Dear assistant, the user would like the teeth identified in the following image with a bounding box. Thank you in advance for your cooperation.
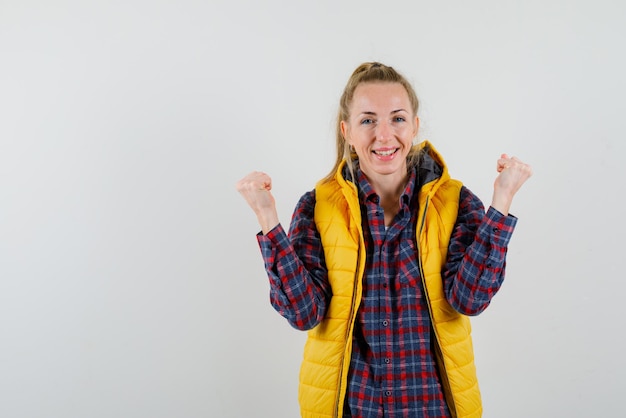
[375,149,395,156]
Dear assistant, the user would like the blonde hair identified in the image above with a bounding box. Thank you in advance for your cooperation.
[322,62,423,184]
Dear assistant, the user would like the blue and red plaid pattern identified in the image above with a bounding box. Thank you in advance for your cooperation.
[257,166,517,418]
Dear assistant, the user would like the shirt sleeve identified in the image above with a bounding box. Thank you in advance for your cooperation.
[256,190,332,330]
[442,186,517,316]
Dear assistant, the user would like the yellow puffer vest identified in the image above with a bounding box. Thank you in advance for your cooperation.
[298,141,482,418]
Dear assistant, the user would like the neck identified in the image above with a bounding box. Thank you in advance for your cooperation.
[366,169,408,200]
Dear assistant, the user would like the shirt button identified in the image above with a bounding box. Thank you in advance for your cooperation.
[385,390,392,397]
[384,358,390,364]
[493,227,499,233]
[382,320,389,326]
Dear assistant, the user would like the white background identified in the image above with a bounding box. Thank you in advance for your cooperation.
[1,1,625,417]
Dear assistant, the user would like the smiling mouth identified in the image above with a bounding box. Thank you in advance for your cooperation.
[373,149,398,156]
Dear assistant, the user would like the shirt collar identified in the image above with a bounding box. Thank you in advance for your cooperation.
[354,165,417,207]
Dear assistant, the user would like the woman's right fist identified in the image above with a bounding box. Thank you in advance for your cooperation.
[236,171,279,233]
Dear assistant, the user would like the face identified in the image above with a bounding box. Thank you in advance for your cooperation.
[341,82,419,184]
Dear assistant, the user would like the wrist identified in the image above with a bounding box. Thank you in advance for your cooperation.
[490,195,511,216]
[257,211,280,235]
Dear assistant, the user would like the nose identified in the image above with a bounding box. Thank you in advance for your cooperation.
[376,120,392,141]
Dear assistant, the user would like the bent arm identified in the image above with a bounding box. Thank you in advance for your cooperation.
[257,191,332,330]
[442,187,517,316]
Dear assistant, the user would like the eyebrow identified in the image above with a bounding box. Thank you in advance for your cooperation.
[359,109,408,116]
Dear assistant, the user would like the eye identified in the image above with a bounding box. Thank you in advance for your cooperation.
[393,116,406,122]
[360,118,374,125]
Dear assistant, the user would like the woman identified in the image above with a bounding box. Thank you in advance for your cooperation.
[236,62,532,418]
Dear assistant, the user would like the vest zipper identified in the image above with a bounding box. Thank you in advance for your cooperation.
[417,197,458,418]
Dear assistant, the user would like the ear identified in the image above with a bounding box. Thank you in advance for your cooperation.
[413,116,420,137]
[340,120,350,144]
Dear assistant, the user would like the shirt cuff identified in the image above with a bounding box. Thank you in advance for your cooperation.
[482,206,518,247]
[256,223,288,268]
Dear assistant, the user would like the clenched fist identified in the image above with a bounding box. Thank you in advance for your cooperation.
[236,171,280,234]
[491,154,533,215]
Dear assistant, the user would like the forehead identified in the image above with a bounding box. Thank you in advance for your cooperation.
[351,82,411,112]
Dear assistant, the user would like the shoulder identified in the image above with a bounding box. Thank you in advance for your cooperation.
[457,185,485,217]
[295,189,316,214]
[289,190,318,236]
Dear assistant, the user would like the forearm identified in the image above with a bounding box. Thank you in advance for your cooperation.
[444,205,517,316]
[258,224,330,330]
